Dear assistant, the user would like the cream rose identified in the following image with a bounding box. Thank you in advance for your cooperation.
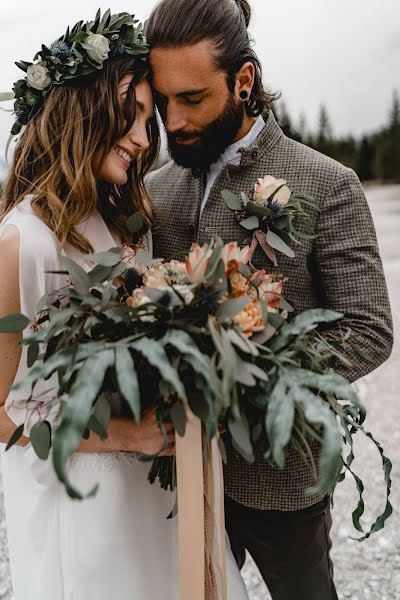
[85,33,110,64]
[254,175,291,207]
[26,64,51,91]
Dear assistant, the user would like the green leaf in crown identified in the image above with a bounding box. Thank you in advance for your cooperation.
[222,175,320,266]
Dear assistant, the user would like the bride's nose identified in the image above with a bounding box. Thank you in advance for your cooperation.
[129,122,150,153]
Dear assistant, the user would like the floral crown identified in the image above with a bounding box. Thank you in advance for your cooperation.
[1,9,148,136]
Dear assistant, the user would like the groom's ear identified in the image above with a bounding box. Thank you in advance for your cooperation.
[234,61,256,101]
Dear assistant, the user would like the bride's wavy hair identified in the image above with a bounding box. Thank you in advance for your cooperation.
[0,56,160,253]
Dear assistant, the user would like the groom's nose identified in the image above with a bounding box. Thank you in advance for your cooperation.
[164,103,188,134]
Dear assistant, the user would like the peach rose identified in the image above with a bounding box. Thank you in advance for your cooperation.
[234,300,265,336]
[143,263,168,289]
[253,274,283,310]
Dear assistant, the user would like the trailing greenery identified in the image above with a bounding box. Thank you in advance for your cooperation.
[0,236,392,539]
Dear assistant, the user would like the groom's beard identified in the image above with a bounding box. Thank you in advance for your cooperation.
[166,94,245,173]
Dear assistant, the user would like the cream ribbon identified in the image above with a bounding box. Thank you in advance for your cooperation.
[175,406,227,600]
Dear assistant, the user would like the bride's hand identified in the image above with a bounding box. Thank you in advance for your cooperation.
[129,410,175,457]
[77,410,175,455]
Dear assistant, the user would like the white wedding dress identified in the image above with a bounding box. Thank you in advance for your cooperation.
[0,196,249,600]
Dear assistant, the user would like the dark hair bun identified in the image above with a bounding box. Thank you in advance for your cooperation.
[235,0,251,27]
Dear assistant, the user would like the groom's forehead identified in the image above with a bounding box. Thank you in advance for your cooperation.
[150,41,223,92]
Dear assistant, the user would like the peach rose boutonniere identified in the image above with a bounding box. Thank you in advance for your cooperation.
[221,175,319,266]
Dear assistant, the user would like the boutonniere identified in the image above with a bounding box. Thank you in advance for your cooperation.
[222,175,319,266]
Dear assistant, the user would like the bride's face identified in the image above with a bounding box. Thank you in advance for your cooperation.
[98,75,154,186]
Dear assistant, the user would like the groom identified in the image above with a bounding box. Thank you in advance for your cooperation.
[145,0,393,598]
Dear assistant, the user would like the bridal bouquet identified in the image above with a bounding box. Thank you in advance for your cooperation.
[0,236,392,539]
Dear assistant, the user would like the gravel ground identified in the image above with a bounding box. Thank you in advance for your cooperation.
[0,185,399,599]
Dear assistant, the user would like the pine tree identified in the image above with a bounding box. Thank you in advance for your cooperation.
[316,104,333,154]
[389,90,400,130]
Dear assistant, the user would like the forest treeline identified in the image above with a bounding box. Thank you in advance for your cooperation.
[274,90,400,183]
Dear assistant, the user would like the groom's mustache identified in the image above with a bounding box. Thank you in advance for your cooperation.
[168,130,202,141]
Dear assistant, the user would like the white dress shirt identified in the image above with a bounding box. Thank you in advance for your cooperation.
[199,114,265,220]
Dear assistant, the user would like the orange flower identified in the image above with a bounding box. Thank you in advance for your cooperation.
[234,300,265,336]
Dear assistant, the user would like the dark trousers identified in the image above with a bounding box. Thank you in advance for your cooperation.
[225,495,338,600]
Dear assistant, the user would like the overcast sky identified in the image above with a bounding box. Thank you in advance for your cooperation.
[0,0,399,156]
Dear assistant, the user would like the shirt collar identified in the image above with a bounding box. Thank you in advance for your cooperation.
[218,114,266,167]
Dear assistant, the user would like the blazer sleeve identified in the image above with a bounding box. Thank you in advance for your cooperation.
[315,167,393,382]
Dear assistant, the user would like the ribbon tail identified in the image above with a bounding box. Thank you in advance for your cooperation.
[0,92,14,102]
[176,406,205,600]
[256,229,278,267]
[5,134,16,163]
[248,233,259,269]
[204,437,228,600]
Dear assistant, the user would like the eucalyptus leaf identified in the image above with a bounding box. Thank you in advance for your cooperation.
[0,313,30,333]
[171,401,187,436]
[93,394,111,433]
[86,248,121,267]
[30,420,52,460]
[239,216,260,230]
[27,343,40,368]
[6,424,25,452]
[62,256,91,294]
[87,415,108,440]
[216,297,251,321]
[221,190,242,211]
[266,229,295,258]
[126,212,145,234]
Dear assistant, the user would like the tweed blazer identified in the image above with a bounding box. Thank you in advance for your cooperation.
[146,111,393,511]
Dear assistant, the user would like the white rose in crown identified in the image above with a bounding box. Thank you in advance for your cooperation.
[254,175,291,207]
[26,64,51,91]
[85,33,110,64]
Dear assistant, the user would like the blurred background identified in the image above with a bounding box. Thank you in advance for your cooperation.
[0,1,399,599]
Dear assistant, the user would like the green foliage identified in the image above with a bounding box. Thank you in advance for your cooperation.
[5,247,391,539]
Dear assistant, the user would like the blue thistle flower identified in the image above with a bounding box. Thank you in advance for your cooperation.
[50,40,72,61]
[109,38,125,57]
[268,201,284,221]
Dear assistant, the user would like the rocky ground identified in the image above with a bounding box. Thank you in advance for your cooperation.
[1,185,399,599]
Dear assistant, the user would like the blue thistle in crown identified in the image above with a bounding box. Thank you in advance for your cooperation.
[109,36,126,57]
[50,41,72,61]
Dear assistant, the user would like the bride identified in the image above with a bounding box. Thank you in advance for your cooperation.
[0,10,248,600]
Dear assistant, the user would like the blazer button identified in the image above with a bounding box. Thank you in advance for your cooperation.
[251,149,259,160]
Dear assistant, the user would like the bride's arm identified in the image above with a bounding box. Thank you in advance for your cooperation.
[0,228,174,456]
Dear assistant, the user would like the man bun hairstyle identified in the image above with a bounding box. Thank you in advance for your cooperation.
[146,0,278,116]
[234,0,251,28]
